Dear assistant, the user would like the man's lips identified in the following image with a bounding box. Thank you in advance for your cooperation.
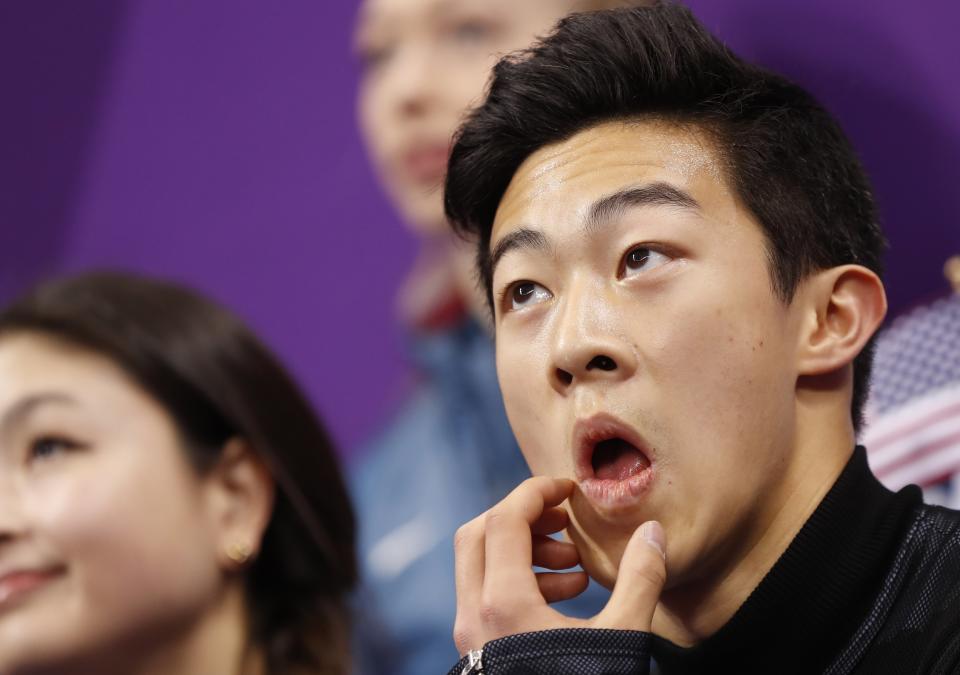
[0,567,63,610]
[572,414,654,510]
[573,414,653,480]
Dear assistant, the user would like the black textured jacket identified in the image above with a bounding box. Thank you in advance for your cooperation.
[448,448,960,674]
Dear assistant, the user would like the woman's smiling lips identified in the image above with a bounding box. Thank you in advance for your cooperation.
[0,567,64,612]
[572,413,655,511]
[397,140,450,185]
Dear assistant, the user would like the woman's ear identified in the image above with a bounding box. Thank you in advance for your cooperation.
[796,264,887,376]
[204,437,276,571]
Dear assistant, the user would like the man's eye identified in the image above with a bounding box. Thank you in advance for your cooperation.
[621,247,671,278]
[509,281,552,311]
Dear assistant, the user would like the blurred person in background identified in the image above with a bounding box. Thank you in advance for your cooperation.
[947,255,960,294]
[0,272,356,675]
[863,255,960,507]
[351,0,648,672]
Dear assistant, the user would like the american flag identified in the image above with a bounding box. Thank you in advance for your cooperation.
[862,293,960,495]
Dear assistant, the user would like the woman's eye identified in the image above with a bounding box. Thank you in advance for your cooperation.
[621,247,671,278]
[358,44,393,71]
[509,281,552,311]
[448,19,495,46]
[28,436,80,462]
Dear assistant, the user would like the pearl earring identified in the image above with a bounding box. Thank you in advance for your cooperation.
[226,541,253,566]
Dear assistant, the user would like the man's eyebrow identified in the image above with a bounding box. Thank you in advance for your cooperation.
[0,393,78,434]
[489,227,550,281]
[586,182,701,232]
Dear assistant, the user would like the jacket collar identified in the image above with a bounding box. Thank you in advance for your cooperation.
[652,447,922,673]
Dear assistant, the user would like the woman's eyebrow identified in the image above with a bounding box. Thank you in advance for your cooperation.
[0,393,78,434]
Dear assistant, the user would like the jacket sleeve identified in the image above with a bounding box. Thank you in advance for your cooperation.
[446,628,652,675]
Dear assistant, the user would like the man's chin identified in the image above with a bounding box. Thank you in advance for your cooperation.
[564,511,634,591]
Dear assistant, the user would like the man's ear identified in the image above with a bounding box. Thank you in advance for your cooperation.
[796,264,887,376]
[204,437,276,571]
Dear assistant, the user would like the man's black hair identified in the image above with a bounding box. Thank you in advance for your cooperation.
[444,1,885,430]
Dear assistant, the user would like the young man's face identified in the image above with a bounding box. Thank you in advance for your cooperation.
[490,120,809,590]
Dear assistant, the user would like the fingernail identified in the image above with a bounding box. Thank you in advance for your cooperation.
[640,521,666,560]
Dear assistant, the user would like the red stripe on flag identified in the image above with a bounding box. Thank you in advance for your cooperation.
[875,429,960,481]
[868,401,960,451]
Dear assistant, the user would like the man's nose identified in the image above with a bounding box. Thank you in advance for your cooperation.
[548,285,637,393]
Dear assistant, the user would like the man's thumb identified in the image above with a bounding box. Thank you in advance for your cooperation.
[596,521,667,632]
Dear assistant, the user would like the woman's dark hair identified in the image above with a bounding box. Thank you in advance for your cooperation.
[0,271,357,674]
[444,2,886,430]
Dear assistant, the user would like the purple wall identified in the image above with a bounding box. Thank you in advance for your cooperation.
[3,1,417,454]
[1,1,129,297]
[3,1,958,457]
[686,0,960,314]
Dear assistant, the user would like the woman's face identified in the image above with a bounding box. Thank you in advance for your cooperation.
[947,255,960,292]
[0,333,226,673]
[356,0,583,235]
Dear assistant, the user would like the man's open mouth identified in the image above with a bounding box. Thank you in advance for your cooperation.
[574,414,655,509]
[592,437,651,481]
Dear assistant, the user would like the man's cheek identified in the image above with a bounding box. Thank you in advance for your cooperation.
[510,417,547,475]
[499,350,565,475]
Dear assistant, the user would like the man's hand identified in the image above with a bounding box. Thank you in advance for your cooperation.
[453,476,667,655]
